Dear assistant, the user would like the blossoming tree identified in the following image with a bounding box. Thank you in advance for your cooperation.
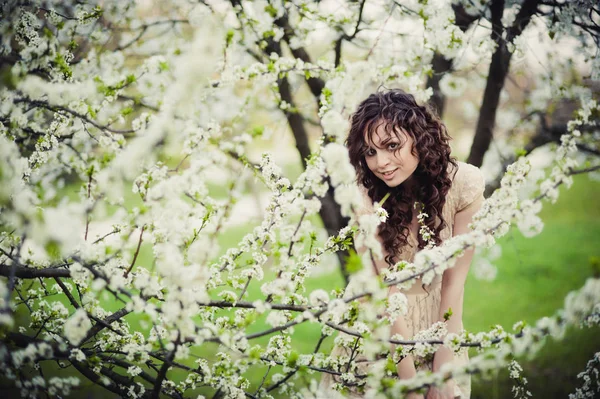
[0,0,599,398]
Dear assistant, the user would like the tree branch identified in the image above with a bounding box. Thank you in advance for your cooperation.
[124,225,145,277]
[81,307,131,344]
[0,262,70,279]
[151,331,180,399]
[14,97,137,135]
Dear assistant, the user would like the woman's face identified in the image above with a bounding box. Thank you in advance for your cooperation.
[364,122,419,187]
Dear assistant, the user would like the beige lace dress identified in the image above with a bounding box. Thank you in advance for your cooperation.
[320,161,485,398]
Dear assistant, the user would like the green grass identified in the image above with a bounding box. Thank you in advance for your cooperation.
[4,174,599,398]
[465,174,600,398]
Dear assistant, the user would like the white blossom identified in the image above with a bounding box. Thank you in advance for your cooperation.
[63,308,92,346]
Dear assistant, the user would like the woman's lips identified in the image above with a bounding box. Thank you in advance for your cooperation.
[380,168,397,180]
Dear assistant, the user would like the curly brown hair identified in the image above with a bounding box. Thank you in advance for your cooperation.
[346,89,457,265]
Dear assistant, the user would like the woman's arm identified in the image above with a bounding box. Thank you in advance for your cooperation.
[354,187,424,398]
[388,285,418,374]
[389,285,424,399]
[433,196,483,396]
[354,236,422,396]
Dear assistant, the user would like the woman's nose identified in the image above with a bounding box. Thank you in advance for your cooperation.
[376,152,391,168]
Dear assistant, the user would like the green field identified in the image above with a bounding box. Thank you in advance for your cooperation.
[464,174,600,398]
[4,173,599,398]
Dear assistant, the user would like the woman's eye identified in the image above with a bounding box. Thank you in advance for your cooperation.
[365,149,376,156]
[388,143,399,150]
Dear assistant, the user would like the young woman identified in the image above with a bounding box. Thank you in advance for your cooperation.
[322,89,485,398]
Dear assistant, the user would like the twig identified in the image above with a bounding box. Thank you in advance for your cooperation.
[237,276,252,302]
[255,365,271,396]
[124,225,145,277]
[81,307,131,344]
[84,173,93,241]
[14,98,136,135]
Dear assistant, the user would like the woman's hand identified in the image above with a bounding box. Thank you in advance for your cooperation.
[406,392,425,399]
[425,380,456,399]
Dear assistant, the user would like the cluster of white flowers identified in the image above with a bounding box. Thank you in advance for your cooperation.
[63,308,92,346]
[439,74,468,98]
[321,143,364,218]
[296,155,329,198]
[569,351,600,399]
[321,110,350,143]
[309,289,329,308]
[385,292,408,323]
[508,360,532,399]
[321,143,356,187]
[414,202,436,249]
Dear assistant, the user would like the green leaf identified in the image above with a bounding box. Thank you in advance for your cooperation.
[226,30,235,46]
[262,30,275,39]
[515,148,527,158]
[249,345,262,360]
[443,307,453,321]
[381,377,395,389]
[54,53,72,79]
[385,356,397,375]
[158,61,169,72]
[43,27,53,39]
[87,105,97,119]
[251,126,264,138]
[121,107,133,116]
[286,350,299,367]
[264,4,278,18]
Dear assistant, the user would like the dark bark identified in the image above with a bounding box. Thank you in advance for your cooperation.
[151,333,179,399]
[82,307,132,344]
[289,46,326,100]
[333,0,366,68]
[274,14,325,101]
[484,98,600,196]
[334,38,343,68]
[0,264,71,278]
[277,77,312,168]
[276,72,350,284]
[425,4,479,117]
[426,54,452,117]
[467,0,541,166]
[269,16,351,284]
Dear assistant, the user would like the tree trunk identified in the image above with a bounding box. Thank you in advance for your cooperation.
[426,53,452,117]
[467,0,540,166]
[277,77,312,168]
[426,4,478,117]
[266,33,351,284]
